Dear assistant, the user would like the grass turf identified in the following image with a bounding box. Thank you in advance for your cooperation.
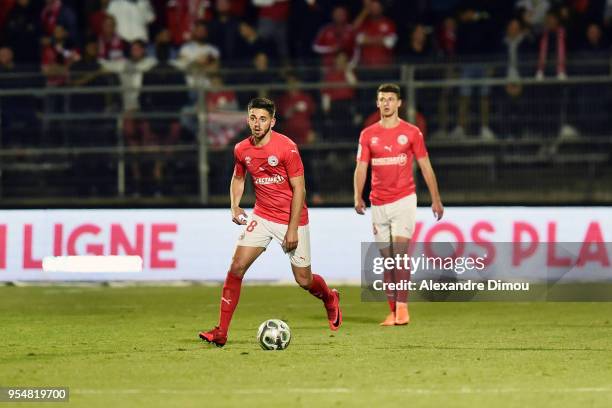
[1,285,612,407]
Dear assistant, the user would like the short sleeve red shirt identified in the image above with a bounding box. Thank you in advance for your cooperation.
[357,119,427,205]
[234,131,309,226]
[357,17,396,66]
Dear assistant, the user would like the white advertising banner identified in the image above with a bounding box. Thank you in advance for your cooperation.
[0,207,610,282]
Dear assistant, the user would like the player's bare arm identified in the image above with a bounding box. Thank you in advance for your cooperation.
[354,161,368,215]
[230,172,247,225]
[283,175,305,252]
[417,156,444,220]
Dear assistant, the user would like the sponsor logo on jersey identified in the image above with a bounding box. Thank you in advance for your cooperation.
[245,156,252,166]
[254,174,285,185]
[268,155,279,166]
[371,137,379,145]
[371,153,408,166]
[397,134,408,145]
[384,145,392,152]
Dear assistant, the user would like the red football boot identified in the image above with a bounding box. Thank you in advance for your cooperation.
[326,289,342,331]
[198,326,227,347]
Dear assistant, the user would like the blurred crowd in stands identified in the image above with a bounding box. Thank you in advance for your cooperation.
[0,0,611,197]
[1,0,611,71]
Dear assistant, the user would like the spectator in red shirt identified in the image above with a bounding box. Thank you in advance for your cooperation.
[436,16,456,58]
[206,74,238,112]
[41,23,79,134]
[166,0,212,47]
[312,5,356,68]
[277,74,316,146]
[41,24,80,87]
[88,0,110,37]
[354,0,397,67]
[97,15,125,61]
[41,0,77,42]
[205,74,245,147]
[321,52,357,141]
[536,10,568,80]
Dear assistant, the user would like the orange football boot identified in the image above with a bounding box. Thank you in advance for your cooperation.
[380,312,396,326]
[394,303,410,325]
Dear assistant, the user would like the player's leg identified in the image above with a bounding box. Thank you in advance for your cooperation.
[199,245,265,347]
[378,245,397,326]
[372,204,396,325]
[389,194,417,325]
[290,262,341,331]
[273,222,342,330]
[220,245,265,328]
[390,237,410,325]
[200,216,271,346]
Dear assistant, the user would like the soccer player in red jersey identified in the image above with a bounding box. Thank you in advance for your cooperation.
[199,97,342,347]
[354,83,444,326]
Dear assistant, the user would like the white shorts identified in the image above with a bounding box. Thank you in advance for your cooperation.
[371,194,417,244]
[237,214,311,268]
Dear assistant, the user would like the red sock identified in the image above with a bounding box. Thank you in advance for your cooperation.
[218,272,243,334]
[395,265,411,303]
[383,269,396,312]
[308,274,333,304]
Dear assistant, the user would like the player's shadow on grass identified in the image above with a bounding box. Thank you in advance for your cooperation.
[341,315,380,324]
[302,314,380,324]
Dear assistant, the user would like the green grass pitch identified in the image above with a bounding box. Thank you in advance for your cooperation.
[1,285,612,407]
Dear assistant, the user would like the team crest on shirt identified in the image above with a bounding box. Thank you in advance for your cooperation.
[397,134,408,145]
[268,155,279,167]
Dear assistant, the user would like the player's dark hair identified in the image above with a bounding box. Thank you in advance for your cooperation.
[247,97,276,117]
[377,83,401,99]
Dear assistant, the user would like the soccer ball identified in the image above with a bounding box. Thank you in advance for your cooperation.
[256,319,291,350]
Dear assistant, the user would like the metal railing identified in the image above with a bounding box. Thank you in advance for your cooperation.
[0,59,611,206]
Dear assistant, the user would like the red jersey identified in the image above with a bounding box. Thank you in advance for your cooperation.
[312,23,356,67]
[166,0,212,45]
[277,91,315,145]
[357,119,427,205]
[322,68,355,101]
[98,34,125,61]
[206,90,238,111]
[234,131,309,226]
[356,17,397,66]
[258,0,290,21]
